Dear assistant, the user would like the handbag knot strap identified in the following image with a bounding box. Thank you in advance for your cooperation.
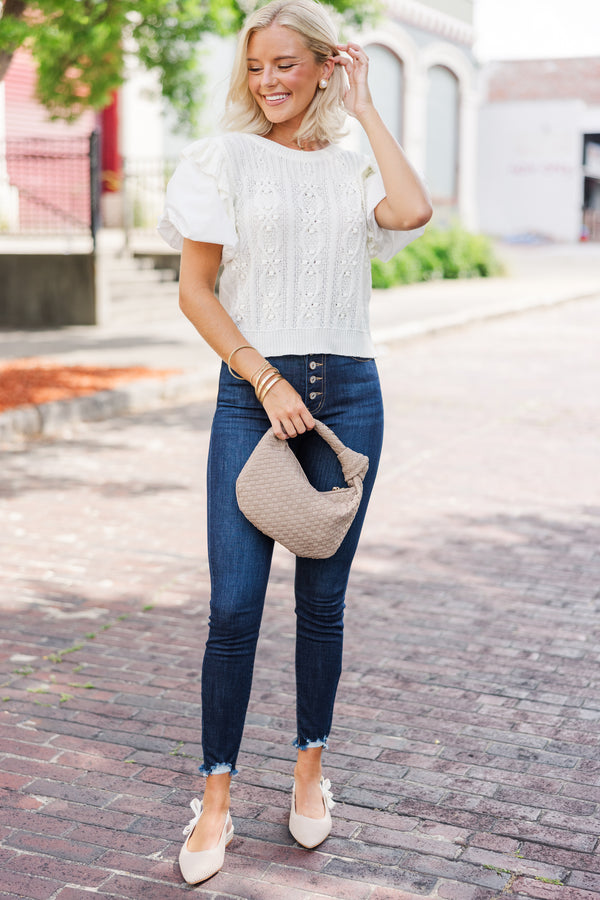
[313,420,369,485]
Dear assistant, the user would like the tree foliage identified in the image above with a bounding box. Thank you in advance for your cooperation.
[0,0,378,129]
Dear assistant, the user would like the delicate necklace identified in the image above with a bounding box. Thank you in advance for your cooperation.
[267,134,325,152]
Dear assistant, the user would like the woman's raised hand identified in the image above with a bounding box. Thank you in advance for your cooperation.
[262,379,315,441]
[333,42,374,120]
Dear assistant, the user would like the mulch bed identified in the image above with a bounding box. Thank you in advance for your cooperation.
[0,359,181,413]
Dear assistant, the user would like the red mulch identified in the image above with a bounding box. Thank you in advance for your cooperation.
[0,359,182,413]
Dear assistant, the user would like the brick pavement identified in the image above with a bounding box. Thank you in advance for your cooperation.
[1,294,599,899]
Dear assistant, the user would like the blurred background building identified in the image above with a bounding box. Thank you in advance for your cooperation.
[353,0,478,229]
[0,49,95,234]
[478,57,600,243]
[1,0,478,237]
[1,0,599,245]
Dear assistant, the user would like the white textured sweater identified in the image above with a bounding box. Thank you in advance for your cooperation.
[158,132,424,357]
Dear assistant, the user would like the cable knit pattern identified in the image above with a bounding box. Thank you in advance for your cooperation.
[158,132,425,357]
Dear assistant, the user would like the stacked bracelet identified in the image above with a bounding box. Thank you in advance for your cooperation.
[250,362,272,388]
[258,375,283,404]
[227,344,253,380]
[227,352,284,404]
[254,365,282,404]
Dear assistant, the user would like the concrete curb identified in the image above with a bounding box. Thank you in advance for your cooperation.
[1,286,598,441]
[0,370,214,441]
[371,287,600,346]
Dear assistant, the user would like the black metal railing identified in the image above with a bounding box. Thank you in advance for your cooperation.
[89,130,101,247]
[122,156,177,237]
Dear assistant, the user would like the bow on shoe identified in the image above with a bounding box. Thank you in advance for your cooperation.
[321,778,335,810]
[183,797,203,837]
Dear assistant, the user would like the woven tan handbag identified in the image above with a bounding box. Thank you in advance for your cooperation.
[236,420,369,559]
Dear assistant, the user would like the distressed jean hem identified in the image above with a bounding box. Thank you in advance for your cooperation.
[293,736,329,751]
[199,762,238,777]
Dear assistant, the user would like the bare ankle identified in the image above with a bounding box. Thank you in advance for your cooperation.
[202,772,231,812]
[294,765,321,779]
[202,796,230,815]
[294,750,323,783]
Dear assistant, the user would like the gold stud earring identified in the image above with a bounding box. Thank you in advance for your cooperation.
[318,79,328,89]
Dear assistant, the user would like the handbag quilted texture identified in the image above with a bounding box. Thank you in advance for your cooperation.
[236,420,369,559]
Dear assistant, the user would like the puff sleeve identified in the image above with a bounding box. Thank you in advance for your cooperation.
[363,161,426,262]
[157,138,237,259]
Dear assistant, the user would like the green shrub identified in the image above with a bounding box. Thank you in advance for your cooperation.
[372,224,503,288]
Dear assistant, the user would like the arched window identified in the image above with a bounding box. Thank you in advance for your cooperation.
[360,44,403,154]
[426,65,459,205]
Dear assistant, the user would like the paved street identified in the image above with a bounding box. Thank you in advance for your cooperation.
[1,290,600,899]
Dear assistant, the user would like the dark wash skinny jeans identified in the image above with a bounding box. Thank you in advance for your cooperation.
[200,353,384,776]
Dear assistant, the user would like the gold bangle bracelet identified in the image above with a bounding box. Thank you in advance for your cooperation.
[254,366,280,397]
[258,374,283,404]
[250,362,272,388]
[227,344,253,380]
[256,371,281,403]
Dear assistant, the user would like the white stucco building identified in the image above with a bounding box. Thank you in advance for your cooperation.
[477,57,600,242]
[354,0,478,229]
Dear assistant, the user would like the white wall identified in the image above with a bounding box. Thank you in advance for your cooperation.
[121,64,164,159]
[583,104,600,134]
[478,99,584,242]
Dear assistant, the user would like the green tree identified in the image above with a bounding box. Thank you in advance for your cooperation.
[0,0,377,129]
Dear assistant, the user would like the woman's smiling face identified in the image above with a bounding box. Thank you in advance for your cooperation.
[246,23,330,135]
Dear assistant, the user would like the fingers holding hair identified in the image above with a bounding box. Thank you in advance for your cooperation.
[332,42,373,118]
[333,42,369,66]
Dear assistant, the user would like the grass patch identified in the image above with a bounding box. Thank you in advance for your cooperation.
[13,666,34,676]
[483,865,513,875]
[371,224,503,289]
[45,643,85,664]
[483,863,563,887]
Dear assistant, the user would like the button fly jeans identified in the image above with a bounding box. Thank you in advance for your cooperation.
[201,354,384,776]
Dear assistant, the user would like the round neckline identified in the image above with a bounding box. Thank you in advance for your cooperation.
[245,133,335,158]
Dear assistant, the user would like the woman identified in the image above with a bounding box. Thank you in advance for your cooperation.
[158,0,431,884]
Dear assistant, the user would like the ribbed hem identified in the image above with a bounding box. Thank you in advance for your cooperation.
[242,328,375,359]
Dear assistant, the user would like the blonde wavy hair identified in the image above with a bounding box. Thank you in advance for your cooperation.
[222,0,347,147]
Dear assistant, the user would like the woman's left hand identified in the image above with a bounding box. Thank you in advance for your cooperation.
[333,42,374,120]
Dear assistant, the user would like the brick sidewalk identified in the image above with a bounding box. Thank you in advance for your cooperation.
[1,295,600,899]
